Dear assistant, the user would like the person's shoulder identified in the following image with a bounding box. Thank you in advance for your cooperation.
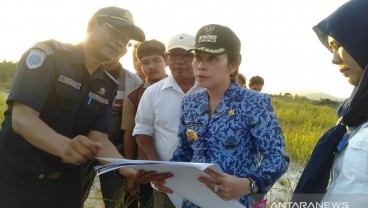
[127,83,145,97]
[233,87,269,104]
[228,82,248,96]
[123,69,143,93]
[124,69,143,82]
[146,76,168,91]
[29,39,73,54]
[183,90,206,102]
[23,39,73,70]
[259,92,271,98]
[243,88,263,96]
[180,91,207,114]
[251,91,270,100]
[243,89,273,110]
[130,82,145,93]
[49,40,73,52]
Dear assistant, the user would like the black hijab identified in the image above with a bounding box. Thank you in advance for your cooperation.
[292,0,368,202]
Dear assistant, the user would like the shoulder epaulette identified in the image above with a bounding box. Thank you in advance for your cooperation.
[51,39,72,52]
[31,42,54,55]
[103,70,120,86]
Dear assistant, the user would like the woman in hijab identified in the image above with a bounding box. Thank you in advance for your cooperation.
[293,1,368,206]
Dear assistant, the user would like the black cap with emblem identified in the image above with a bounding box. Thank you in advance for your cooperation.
[92,6,145,42]
[188,24,240,55]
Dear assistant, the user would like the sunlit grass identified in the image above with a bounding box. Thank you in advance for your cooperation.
[272,96,338,165]
[0,95,339,164]
[0,94,6,122]
[0,94,340,206]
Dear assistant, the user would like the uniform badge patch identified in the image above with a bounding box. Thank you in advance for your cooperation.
[187,122,203,127]
[26,49,46,69]
[58,75,82,89]
[88,92,109,105]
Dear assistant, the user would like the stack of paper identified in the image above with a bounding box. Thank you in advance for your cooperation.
[95,158,245,208]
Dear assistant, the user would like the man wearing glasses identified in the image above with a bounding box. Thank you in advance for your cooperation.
[133,33,203,208]
[81,7,144,208]
[0,6,168,208]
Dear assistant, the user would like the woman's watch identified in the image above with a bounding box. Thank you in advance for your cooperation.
[246,177,258,194]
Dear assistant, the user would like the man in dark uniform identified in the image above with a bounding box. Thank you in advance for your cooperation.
[0,6,168,208]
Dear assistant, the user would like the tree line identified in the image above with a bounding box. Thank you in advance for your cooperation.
[0,61,17,91]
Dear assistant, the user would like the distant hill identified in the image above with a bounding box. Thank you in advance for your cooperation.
[302,92,345,102]
[277,88,346,101]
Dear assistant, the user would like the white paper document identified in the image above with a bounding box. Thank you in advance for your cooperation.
[95,158,245,208]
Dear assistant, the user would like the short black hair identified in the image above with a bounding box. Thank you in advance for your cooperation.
[249,76,264,85]
[136,39,166,61]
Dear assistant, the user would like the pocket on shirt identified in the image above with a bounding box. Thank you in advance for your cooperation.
[55,83,80,101]
[343,130,368,184]
[54,83,80,115]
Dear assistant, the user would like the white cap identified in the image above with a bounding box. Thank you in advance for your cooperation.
[167,33,195,51]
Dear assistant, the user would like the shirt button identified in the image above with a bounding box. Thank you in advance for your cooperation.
[361,141,366,146]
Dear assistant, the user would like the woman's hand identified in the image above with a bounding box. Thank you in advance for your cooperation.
[198,168,251,201]
[118,168,154,184]
[151,174,174,194]
[119,168,173,186]
[147,171,175,194]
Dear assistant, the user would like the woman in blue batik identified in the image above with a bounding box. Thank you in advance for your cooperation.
[168,24,289,208]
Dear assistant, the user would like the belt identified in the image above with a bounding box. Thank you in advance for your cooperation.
[0,164,64,180]
[37,171,63,179]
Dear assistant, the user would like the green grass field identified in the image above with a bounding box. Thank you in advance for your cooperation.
[272,96,338,165]
[0,94,339,206]
[0,94,339,165]
[0,94,6,122]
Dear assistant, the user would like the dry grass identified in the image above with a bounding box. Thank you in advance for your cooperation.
[83,177,105,208]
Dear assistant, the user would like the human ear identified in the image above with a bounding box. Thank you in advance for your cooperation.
[86,18,98,33]
[229,64,237,73]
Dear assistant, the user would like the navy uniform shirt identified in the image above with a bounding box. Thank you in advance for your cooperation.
[0,40,118,174]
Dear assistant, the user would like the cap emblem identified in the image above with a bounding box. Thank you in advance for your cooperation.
[198,35,217,43]
[121,10,133,24]
[204,25,215,34]
[109,10,134,25]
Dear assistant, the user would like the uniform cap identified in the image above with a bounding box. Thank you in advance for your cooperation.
[93,6,145,42]
[189,24,240,55]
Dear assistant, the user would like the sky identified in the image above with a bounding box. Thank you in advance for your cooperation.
[0,0,352,98]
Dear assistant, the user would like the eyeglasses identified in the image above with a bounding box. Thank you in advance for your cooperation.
[167,53,194,62]
[101,20,130,44]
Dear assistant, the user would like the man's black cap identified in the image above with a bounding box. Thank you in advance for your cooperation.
[188,24,240,55]
[93,6,145,42]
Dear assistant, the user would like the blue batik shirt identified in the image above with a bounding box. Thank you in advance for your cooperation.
[171,82,289,208]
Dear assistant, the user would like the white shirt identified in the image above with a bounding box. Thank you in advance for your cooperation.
[322,121,368,207]
[112,69,142,108]
[133,75,202,161]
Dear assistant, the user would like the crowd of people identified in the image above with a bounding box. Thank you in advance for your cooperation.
[0,1,367,208]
